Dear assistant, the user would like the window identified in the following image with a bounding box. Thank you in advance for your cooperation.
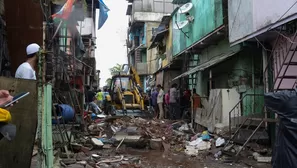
[112,77,131,92]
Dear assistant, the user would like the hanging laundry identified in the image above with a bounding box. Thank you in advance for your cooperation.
[98,0,110,30]
[51,0,76,20]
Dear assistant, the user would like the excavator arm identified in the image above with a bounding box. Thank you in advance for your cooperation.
[122,64,142,87]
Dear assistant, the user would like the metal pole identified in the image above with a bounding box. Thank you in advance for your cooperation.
[91,0,94,20]
[45,84,54,167]
[191,74,194,128]
[37,51,45,168]
[262,48,269,127]
[209,70,212,90]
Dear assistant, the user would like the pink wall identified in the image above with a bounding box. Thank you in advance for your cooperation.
[272,36,297,90]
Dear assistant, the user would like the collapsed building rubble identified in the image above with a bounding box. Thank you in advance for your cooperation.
[30,114,272,168]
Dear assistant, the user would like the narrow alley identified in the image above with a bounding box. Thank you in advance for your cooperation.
[0,0,297,168]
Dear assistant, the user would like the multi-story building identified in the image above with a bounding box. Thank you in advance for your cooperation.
[228,0,297,147]
[147,1,268,151]
[125,0,176,90]
[0,0,99,167]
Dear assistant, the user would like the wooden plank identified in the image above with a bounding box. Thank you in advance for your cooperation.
[0,77,37,168]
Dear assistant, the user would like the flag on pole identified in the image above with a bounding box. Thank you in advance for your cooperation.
[98,0,110,30]
[52,0,76,20]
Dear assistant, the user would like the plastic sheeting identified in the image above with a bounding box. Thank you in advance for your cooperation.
[264,89,297,168]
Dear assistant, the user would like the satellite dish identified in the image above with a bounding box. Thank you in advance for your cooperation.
[173,20,189,30]
[178,2,193,14]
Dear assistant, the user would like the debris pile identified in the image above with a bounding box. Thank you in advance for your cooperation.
[46,114,272,167]
[55,116,191,167]
[59,152,142,168]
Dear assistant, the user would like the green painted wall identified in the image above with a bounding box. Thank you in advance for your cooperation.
[196,40,241,96]
[141,51,147,63]
[242,89,264,116]
[195,41,264,117]
[172,0,224,56]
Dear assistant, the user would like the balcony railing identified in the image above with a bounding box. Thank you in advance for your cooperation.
[228,93,264,137]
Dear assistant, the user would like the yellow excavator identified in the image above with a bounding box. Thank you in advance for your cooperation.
[105,64,147,117]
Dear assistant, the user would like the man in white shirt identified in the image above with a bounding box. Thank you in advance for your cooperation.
[15,43,40,80]
[157,84,165,119]
[169,83,179,120]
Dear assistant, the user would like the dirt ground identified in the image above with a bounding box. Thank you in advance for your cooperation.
[31,147,271,168]
[120,148,270,168]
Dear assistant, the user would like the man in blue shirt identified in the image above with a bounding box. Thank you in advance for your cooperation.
[151,88,159,118]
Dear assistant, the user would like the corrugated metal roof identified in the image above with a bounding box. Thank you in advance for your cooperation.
[172,50,241,81]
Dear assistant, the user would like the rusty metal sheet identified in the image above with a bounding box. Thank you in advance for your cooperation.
[0,77,37,168]
[4,0,43,75]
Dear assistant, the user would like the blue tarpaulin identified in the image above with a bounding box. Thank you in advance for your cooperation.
[98,0,110,30]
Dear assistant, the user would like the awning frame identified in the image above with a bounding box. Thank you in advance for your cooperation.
[171,50,241,81]
[148,29,168,49]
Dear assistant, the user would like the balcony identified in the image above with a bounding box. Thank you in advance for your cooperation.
[135,62,148,75]
[126,0,177,23]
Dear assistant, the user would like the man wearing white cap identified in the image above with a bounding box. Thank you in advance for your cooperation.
[15,43,40,80]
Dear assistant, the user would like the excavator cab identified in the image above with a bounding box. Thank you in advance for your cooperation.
[105,65,147,117]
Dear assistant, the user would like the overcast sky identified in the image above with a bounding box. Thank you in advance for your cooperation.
[95,0,128,87]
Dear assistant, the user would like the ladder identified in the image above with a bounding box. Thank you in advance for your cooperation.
[223,27,297,161]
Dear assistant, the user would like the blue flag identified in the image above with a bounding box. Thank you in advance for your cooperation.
[98,0,110,30]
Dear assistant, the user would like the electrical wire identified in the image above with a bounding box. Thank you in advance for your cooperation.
[229,0,242,34]
[274,30,297,44]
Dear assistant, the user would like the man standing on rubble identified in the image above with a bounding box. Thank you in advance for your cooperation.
[169,83,179,120]
[151,87,159,118]
[85,86,99,114]
[15,43,40,80]
[95,89,104,108]
[157,84,164,119]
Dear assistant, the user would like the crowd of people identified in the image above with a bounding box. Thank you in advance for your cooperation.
[84,82,202,121]
[85,86,110,114]
[147,83,202,120]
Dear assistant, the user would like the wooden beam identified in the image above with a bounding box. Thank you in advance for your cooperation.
[0,77,37,168]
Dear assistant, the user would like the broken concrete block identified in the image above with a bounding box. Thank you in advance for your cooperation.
[77,161,87,166]
[214,123,228,135]
[92,154,100,158]
[185,146,198,156]
[257,156,272,163]
[114,134,141,143]
[60,159,76,165]
[253,152,272,163]
[126,126,139,135]
[149,138,163,150]
[60,153,75,158]
[75,152,88,161]
[91,138,104,147]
